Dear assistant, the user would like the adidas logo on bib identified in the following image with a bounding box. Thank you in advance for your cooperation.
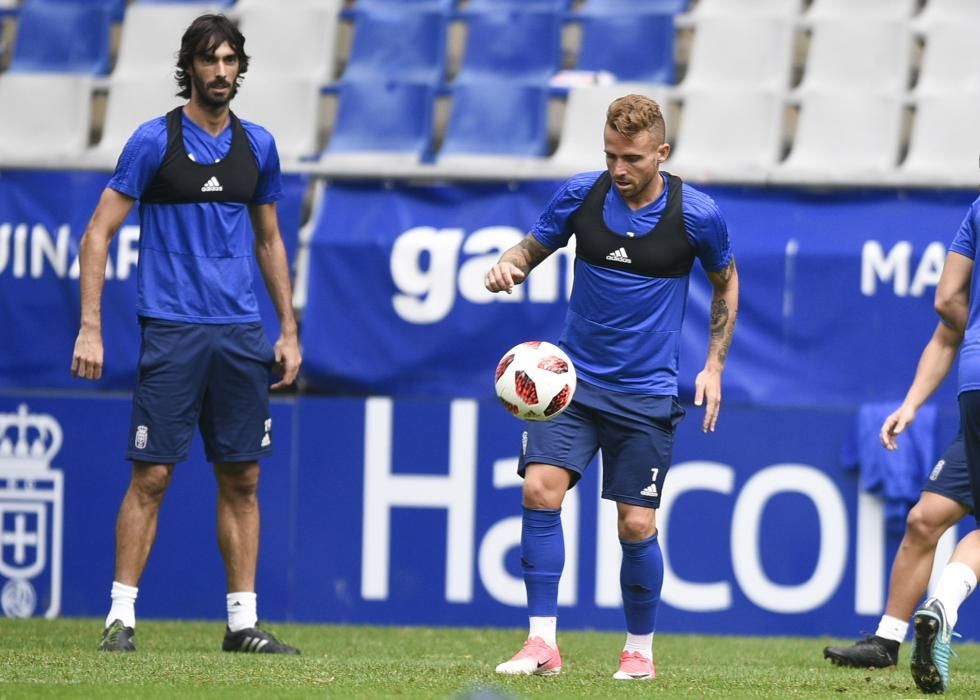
[606,247,632,264]
[201,176,223,192]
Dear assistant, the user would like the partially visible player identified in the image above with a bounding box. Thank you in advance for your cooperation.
[823,321,970,669]
[485,94,737,680]
[909,195,980,694]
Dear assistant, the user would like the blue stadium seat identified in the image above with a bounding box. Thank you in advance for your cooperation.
[455,9,562,84]
[353,0,456,10]
[440,82,550,158]
[574,12,675,83]
[341,9,447,85]
[323,80,435,159]
[9,0,113,74]
[466,0,570,10]
[31,0,126,22]
[578,0,688,13]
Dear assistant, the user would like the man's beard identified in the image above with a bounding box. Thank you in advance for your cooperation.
[192,71,236,108]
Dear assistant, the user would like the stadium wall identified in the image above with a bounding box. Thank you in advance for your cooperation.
[1,169,978,638]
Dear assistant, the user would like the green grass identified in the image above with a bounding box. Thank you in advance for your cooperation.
[0,619,978,698]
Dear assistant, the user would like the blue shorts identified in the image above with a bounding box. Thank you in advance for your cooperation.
[922,432,974,512]
[518,379,685,508]
[126,318,276,464]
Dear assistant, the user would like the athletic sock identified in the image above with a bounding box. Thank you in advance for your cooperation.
[875,615,909,643]
[620,533,663,638]
[106,581,138,629]
[528,616,558,648]
[521,507,564,622]
[623,632,654,660]
[227,591,258,632]
[931,561,978,630]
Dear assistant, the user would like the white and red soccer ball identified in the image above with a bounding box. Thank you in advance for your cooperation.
[494,341,577,421]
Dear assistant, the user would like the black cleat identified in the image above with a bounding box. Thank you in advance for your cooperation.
[222,624,300,655]
[98,619,136,652]
[823,635,899,668]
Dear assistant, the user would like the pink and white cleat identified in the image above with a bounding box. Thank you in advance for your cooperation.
[494,636,562,676]
[613,650,656,680]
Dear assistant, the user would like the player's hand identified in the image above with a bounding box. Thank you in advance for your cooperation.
[880,404,916,451]
[694,367,722,433]
[271,334,302,390]
[71,327,104,380]
[485,262,526,294]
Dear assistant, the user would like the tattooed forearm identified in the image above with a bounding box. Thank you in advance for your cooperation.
[500,233,553,274]
[710,299,729,337]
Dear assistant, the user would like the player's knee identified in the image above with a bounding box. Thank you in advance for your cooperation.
[905,504,946,545]
[130,464,173,502]
[216,463,260,500]
[521,479,563,510]
[618,512,655,541]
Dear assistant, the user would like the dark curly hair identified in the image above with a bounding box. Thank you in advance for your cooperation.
[175,14,249,99]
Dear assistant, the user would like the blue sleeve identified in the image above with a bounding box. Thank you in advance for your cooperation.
[683,185,732,273]
[243,121,283,205]
[106,119,166,199]
[529,172,602,249]
[948,200,980,261]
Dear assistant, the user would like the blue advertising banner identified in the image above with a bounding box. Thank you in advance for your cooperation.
[0,169,308,391]
[302,180,976,406]
[2,392,976,641]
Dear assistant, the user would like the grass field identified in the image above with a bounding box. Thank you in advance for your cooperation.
[1,618,979,698]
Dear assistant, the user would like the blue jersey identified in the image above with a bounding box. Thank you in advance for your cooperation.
[108,110,283,323]
[530,171,733,395]
[948,196,980,394]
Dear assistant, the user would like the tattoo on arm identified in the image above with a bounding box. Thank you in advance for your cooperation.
[709,298,734,363]
[500,233,553,273]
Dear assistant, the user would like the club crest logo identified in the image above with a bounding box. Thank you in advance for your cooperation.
[0,404,64,618]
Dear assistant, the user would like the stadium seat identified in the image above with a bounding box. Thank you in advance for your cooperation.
[687,0,803,18]
[113,3,217,79]
[680,16,795,91]
[574,11,675,84]
[29,0,126,22]
[915,20,980,95]
[9,0,112,74]
[320,80,435,165]
[340,9,447,85]
[354,0,456,9]
[577,0,688,14]
[915,0,980,26]
[0,73,93,162]
[455,9,561,85]
[797,19,913,93]
[773,91,905,183]
[236,2,341,82]
[895,93,980,187]
[667,89,785,184]
[231,77,322,162]
[440,82,550,158]
[466,0,569,9]
[807,0,917,20]
[546,82,672,177]
[139,0,234,5]
[87,74,185,166]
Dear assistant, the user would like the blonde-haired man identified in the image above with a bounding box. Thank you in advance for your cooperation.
[485,94,738,679]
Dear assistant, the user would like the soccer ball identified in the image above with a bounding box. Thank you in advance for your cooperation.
[494,341,577,421]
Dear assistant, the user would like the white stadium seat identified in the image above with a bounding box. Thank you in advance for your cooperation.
[915,19,980,95]
[689,0,804,18]
[797,19,913,93]
[773,91,905,184]
[915,0,980,27]
[114,4,219,79]
[235,2,342,82]
[667,89,786,184]
[0,73,93,164]
[231,76,323,162]
[807,0,917,20]
[681,16,796,92]
[895,93,980,188]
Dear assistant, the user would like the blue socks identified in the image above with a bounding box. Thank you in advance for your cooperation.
[521,507,564,617]
[620,532,663,635]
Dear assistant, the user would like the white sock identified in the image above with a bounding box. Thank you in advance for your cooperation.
[227,592,258,632]
[106,581,138,629]
[931,561,978,630]
[528,616,557,648]
[623,632,654,660]
[875,615,908,643]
